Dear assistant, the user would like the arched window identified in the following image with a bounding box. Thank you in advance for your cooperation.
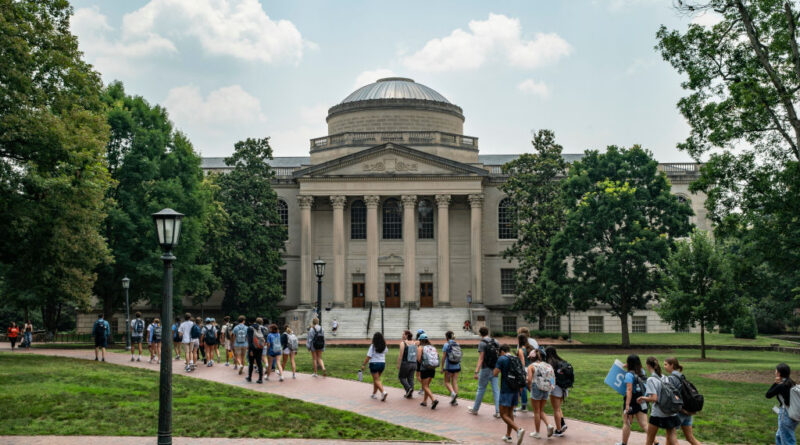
[351,200,366,239]
[498,197,517,239]
[382,198,402,239]
[418,199,434,239]
[277,200,288,226]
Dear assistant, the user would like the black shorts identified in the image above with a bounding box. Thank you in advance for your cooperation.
[649,415,681,429]
[131,336,143,344]
[95,337,107,348]
[420,368,436,380]
[205,339,217,346]
[623,397,648,415]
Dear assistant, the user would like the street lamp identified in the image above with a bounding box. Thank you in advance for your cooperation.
[152,208,183,445]
[122,276,131,351]
[313,258,326,325]
[379,298,385,334]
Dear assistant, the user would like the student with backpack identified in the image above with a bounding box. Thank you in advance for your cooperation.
[130,312,145,362]
[149,318,162,363]
[546,346,573,437]
[196,317,207,364]
[220,316,233,366]
[246,317,267,383]
[201,318,217,367]
[527,347,555,438]
[232,316,248,375]
[442,330,462,406]
[361,332,388,401]
[467,326,501,418]
[767,362,799,445]
[397,330,418,397]
[93,314,110,362]
[664,357,702,445]
[417,334,439,409]
[516,334,531,413]
[266,324,284,381]
[281,326,298,379]
[415,329,425,395]
[177,313,196,371]
[172,317,182,360]
[617,354,649,445]
[637,356,681,445]
[495,344,526,445]
[307,317,327,377]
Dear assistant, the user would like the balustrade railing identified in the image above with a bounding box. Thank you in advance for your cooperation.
[310,131,479,150]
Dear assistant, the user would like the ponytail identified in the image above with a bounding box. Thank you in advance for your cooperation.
[665,357,683,373]
[646,356,662,377]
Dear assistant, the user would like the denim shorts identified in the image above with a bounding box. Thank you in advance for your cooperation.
[530,385,550,400]
[369,362,386,374]
[499,391,519,407]
[551,385,568,399]
[677,412,692,427]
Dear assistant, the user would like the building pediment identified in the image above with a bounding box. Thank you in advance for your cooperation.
[292,143,489,179]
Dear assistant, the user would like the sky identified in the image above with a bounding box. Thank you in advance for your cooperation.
[67,0,722,162]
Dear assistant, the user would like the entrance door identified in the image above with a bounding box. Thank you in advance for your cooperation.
[385,282,401,307]
[352,282,365,308]
[420,281,433,307]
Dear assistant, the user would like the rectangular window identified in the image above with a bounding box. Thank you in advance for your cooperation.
[501,269,516,295]
[632,316,648,334]
[502,316,517,333]
[280,270,287,296]
[544,316,561,331]
[589,316,604,333]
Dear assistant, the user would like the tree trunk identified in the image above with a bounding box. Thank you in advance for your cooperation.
[42,302,58,340]
[620,314,630,347]
[700,320,706,359]
[103,294,115,344]
[538,307,546,331]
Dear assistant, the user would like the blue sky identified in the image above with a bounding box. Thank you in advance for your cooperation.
[68,0,720,161]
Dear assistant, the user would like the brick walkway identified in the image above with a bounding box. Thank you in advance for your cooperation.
[24,349,686,444]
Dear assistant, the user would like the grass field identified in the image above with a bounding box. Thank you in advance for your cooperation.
[569,332,797,347]
[0,353,441,441]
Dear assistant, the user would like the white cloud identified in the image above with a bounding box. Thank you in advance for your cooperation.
[625,58,656,76]
[354,69,396,89]
[517,79,549,97]
[269,103,329,156]
[691,12,723,27]
[402,14,571,72]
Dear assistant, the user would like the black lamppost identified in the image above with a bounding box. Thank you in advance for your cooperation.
[152,208,183,445]
[313,258,326,325]
[122,276,131,351]
[379,298,385,334]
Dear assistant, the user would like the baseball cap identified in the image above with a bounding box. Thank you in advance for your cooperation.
[418,333,428,340]
[417,329,425,334]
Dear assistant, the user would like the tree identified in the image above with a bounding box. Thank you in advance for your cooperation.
[92,82,219,327]
[543,146,693,346]
[657,231,743,358]
[0,0,112,335]
[501,130,568,329]
[214,138,287,319]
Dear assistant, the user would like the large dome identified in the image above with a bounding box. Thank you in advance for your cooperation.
[341,78,451,104]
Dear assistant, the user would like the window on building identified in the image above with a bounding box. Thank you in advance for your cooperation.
[501,268,516,295]
[589,316,604,333]
[632,316,648,333]
[498,197,518,239]
[351,200,366,239]
[280,270,287,296]
[417,199,434,239]
[277,200,288,226]
[544,316,561,331]
[502,316,518,333]
[382,198,402,239]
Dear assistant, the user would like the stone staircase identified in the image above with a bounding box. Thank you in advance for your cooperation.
[408,307,480,340]
[313,306,481,339]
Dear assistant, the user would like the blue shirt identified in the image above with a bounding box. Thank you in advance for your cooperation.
[442,341,461,371]
[267,332,281,352]
[232,324,248,347]
[495,354,514,393]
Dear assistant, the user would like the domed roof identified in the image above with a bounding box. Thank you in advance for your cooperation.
[341,78,451,104]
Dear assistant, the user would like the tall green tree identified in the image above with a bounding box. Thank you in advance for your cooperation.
[0,0,112,334]
[657,230,743,358]
[501,130,568,329]
[543,146,693,346]
[93,82,219,324]
[214,138,286,319]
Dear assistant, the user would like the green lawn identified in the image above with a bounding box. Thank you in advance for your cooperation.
[285,345,791,444]
[570,332,797,347]
[0,353,442,441]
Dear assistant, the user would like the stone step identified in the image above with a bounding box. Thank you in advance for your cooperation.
[302,307,483,339]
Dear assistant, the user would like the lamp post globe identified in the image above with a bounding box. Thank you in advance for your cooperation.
[152,208,183,445]
[122,276,131,351]
[313,258,326,325]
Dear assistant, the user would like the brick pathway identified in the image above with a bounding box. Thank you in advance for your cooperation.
[24,349,687,444]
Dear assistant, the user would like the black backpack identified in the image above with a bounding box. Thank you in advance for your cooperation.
[153,325,162,342]
[677,374,704,414]
[134,319,144,335]
[190,324,201,339]
[93,320,106,338]
[482,338,499,368]
[555,360,575,389]
[312,327,325,350]
[656,375,684,416]
[505,355,528,391]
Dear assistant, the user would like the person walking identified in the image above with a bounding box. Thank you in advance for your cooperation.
[178,313,196,372]
[149,318,162,363]
[527,347,555,439]
[221,316,233,366]
[7,322,19,350]
[417,334,439,409]
[266,323,284,381]
[467,326,501,418]
[545,346,571,437]
[415,329,425,395]
[146,319,156,362]
[663,357,701,445]
[232,315,248,375]
[637,356,680,445]
[23,320,33,350]
[617,354,649,445]
[172,317,182,360]
[307,317,327,377]
[767,363,798,445]
[281,326,298,379]
[495,344,525,444]
[93,314,110,362]
[201,318,217,367]
[516,334,530,413]
[442,330,462,405]
[517,327,540,352]
[130,312,145,362]
[246,317,267,383]
[196,317,206,364]
[361,332,388,401]
[212,319,222,364]
[397,330,418,398]
[332,318,338,336]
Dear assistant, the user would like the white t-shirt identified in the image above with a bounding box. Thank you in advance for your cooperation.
[367,344,386,363]
[131,319,145,337]
[178,321,194,344]
[332,320,338,328]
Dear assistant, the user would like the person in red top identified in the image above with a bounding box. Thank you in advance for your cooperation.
[7,322,20,350]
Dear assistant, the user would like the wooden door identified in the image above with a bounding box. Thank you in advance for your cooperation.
[385,282,401,307]
[420,282,433,307]
[352,282,365,308]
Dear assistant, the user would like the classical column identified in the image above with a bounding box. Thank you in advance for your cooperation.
[468,194,484,304]
[435,194,451,306]
[365,195,380,304]
[330,195,347,307]
[297,195,314,306]
[401,195,417,307]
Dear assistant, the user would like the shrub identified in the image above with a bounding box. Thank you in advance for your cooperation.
[733,315,757,339]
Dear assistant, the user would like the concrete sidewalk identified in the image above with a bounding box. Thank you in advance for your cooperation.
[23,349,685,444]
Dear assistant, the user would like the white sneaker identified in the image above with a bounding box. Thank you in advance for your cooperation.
[381,392,388,401]
[292,373,296,379]
[517,428,525,445]
[493,412,502,418]
[546,425,554,437]
[529,431,541,439]
[466,408,478,415]
[312,373,318,377]
[279,375,284,382]
[371,394,377,399]
[502,436,512,443]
